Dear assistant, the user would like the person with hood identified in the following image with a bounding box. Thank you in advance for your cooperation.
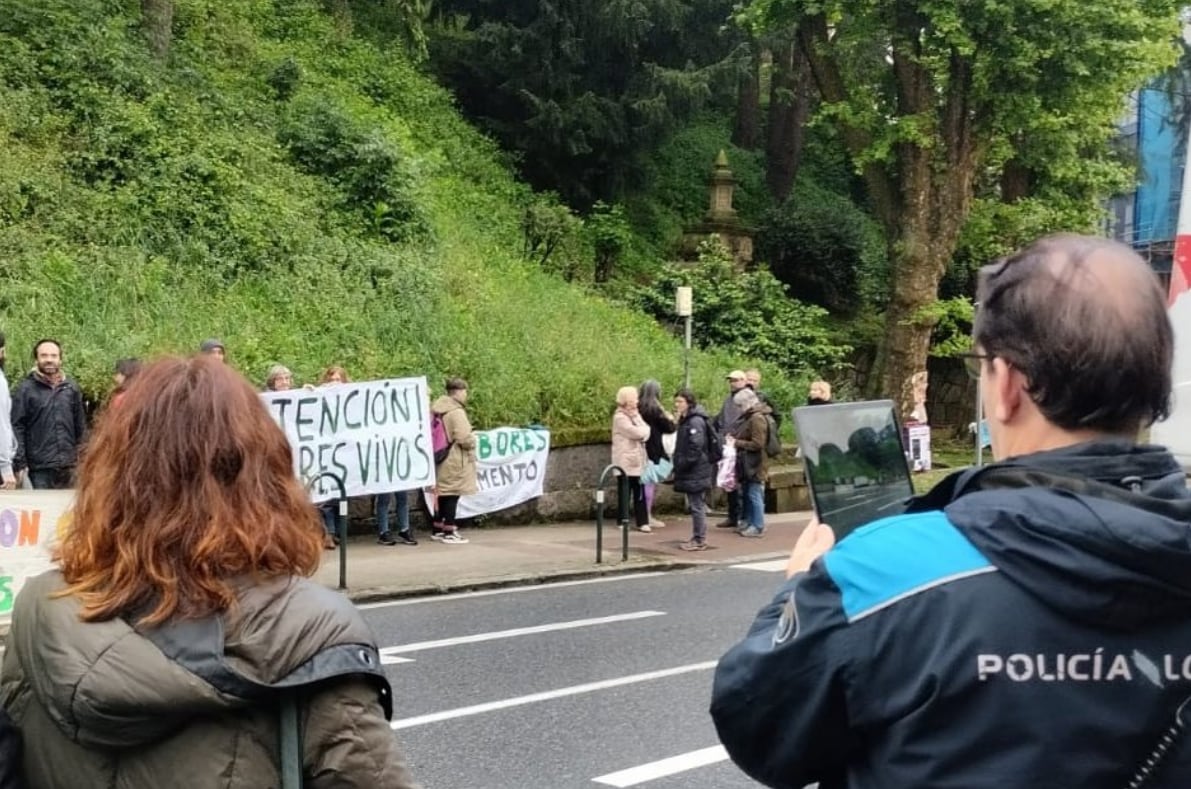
[11,339,86,490]
[726,387,771,538]
[0,331,15,491]
[672,388,717,552]
[431,377,476,544]
[711,234,1191,788]
[0,355,419,788]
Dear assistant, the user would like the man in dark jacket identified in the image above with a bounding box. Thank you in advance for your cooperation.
[11,339,86,490]
[712,234,1191,788]
[714,370,749,530]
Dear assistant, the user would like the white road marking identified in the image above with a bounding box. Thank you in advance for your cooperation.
[390,660,718,730]
[730,559,788,572]
[357,572,671,610]
[380,611,665,657]
[380,655,416,665]
[592,745,729,787]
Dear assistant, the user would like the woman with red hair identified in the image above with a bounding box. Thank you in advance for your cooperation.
[0,356,419,788]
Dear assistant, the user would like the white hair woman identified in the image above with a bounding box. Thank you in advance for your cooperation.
[610,386,652,531]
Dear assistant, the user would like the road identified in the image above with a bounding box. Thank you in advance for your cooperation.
[361,562,796,789]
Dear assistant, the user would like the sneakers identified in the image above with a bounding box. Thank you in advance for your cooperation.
[649,519,666,529]
[323,533,336,550]
[439,531,469,544]
[636,524,652,533]
[714,520,739,530]
[739,526,764,538]
[377,531,397,546]
[397,530,418,546]
[679,540,707,551]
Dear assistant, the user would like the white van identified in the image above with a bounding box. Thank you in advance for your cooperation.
[1152,258,1191,469]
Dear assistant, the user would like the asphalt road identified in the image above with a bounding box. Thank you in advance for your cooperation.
[360,562,796,789]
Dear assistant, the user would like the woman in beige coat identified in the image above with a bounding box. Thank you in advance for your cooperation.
[431,377,477,544]
[611,385,652,532]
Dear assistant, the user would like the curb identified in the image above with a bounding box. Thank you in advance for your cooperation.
[343,558,699,604]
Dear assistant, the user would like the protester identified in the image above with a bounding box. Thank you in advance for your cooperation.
[0,356,419,787]
[263,364,294,392]
[726,387,771,538]
[0,332,14,491]
[711,234,1191,788]
[375,491,418,546]
[430,378,476,544]
[745,368,781,427]
[672,388,717,551]
[316,366,349,549]
[109,358,142,410]
[610,385,652,532]
[713,370,749,530]
[807,379,833,406]
[11,339,86,490]
[198,338,226,362]
[638,379,676,529]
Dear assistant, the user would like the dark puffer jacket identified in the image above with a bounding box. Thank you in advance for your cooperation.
[672,406,715,494]
[0,571,421,789]
[712,441,1191,788]
[11,372,86,472]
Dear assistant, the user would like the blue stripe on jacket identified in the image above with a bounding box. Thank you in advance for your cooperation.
[823,511,996,622]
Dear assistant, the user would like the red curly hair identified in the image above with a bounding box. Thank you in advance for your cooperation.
[55,355,323,626]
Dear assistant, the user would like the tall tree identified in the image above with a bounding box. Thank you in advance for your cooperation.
[428,0,740,207]
[141,0,172,60]
[732,48,762,149]
[765,34,812,201]
[746,0,1180,415]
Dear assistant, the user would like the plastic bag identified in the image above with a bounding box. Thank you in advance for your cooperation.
[642,457,673,485]
[716,441,737,491]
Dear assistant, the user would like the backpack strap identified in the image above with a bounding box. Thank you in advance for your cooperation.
[279,690,303,789]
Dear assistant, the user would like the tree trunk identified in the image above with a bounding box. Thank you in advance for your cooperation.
[1000,157,1032,202]
[141,0,173,61]
[766,38,808,202]
[732,51,761,149]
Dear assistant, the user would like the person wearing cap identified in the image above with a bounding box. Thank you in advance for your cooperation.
[199,338,226,362]
[713,370,749,530]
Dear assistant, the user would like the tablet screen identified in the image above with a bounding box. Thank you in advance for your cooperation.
[792,400,914,538]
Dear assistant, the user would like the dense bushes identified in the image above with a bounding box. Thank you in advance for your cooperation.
[0,0,757,429]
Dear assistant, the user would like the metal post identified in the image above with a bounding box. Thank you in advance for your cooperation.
[307,471,348,590]
[618,474,630,561]
[595,464,627,564]
[683,314,692,390]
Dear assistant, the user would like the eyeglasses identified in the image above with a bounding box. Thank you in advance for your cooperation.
[959,352,994,380]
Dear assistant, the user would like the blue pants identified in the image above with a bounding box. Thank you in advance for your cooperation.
[743,481,765,530]
[320,502,341,537]
[376,492,410,535]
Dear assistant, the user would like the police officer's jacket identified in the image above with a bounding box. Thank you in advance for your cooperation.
[711,440,1191,788]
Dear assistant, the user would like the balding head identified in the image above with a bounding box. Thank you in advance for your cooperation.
[974,234,1172,434]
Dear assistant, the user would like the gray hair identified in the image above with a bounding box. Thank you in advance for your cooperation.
[265,364,292,390]
[733,388,759,410]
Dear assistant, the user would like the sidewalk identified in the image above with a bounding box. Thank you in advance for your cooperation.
[316,510,813,602]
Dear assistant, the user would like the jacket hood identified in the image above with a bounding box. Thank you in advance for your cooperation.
[682,405,711,421]
[431,394,463,415]
[918,441,1191,630]
[8,572,384,750]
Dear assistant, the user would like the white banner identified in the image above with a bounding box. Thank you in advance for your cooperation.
[262,377,435,503]
[457,427,551,518]
[0,490,73,625]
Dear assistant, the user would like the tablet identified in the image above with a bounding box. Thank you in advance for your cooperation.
[792,399,914,539]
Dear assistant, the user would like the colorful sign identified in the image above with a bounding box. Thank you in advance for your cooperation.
[0,490,73,625]
[262,377,435,503]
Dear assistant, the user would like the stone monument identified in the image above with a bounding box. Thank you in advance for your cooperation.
[680,150,754,268]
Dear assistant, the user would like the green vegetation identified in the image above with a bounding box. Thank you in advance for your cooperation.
[0,0,793,432]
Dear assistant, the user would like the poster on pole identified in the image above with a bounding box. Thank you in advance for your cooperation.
[262,377,434,503]
[0,490,73,625]
[458,427,550,518]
